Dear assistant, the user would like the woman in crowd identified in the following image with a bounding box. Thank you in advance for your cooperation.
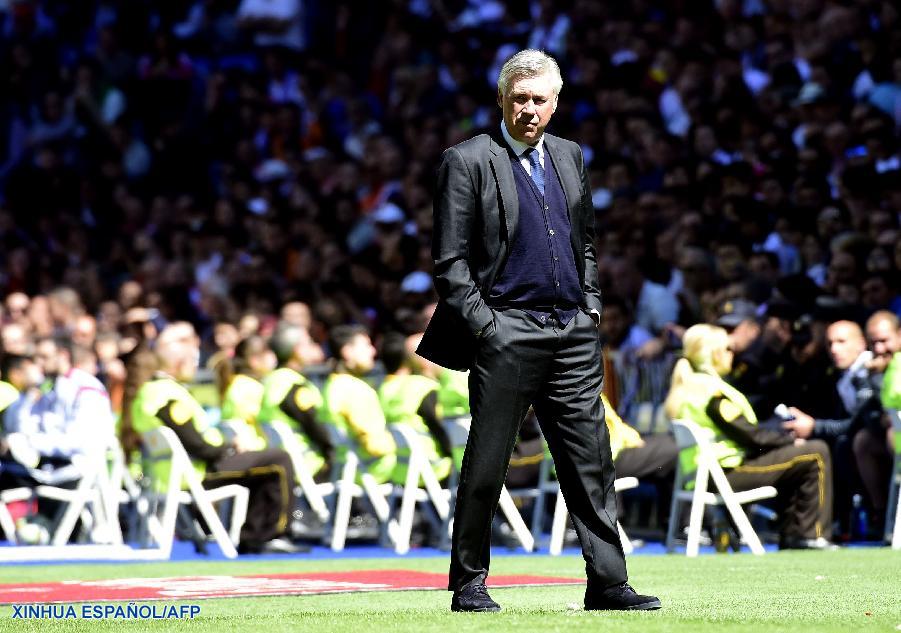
[217,335,276,451]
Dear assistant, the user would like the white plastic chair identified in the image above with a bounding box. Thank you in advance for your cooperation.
[0,438,123,548]
[140,426,248,558]
[258,420,333,523]
[665,418,777,556]
[884,410,901,549]
[323,424,403,552]
[387,424,451,554]
[14,451,115,546]
[547,476,639,555]
[441,417,535,552]
[0,487,33,543]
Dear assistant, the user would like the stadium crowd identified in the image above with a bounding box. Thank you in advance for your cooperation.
[0,0,900,550]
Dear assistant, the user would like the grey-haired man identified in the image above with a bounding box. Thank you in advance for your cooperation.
[418,49,659,613]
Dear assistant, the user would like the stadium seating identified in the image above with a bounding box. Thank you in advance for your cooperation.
[0,487,32,544]
[387,424,451,554]
[321,424,402,552]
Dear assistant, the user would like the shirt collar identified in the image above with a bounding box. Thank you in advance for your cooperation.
[501,121,544,160]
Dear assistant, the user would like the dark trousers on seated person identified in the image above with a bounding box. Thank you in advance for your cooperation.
[852,426,893,526]
[725,440,832,541]
[451,308,626,592]
[204,448,296,549]
[614,434,679,527]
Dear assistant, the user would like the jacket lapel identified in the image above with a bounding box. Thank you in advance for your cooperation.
[543,135,581,257]
[488,135,518,242]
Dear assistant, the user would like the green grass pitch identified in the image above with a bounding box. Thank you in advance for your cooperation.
[0,549,898,632]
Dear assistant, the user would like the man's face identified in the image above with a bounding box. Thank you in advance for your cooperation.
[34,340,60,376]
[5,293,29,322]
[9,359,42,391]
[867,318,901,364]
[729,320,761,354]
[343,333,376,374]
[498,73,558,145]
[1,324,29,355]
[294,327,325,366]
[600,306,628,347]
[281,302,311,328]
[176,340,200,381]
[861,277,891,309]
[827,322,866,370]
[159,324,200,381]
[72,316,96,347]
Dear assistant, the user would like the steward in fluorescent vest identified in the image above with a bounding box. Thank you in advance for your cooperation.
[320,325,397,484]
[259,323,333,479]
[129,322,302,555]
[377,332,453,484]
[664,324,834,549]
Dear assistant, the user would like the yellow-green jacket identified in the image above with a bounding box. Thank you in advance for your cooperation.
[259,367,329,475]
[378,374,452,483]
[879,352,901,456]
[438,369,469,418]
[221,374,267,451]
[132,376,227,486]
[320,372,396,483]
[672,371,792,472]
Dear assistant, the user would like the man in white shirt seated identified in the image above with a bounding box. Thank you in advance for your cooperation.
[5,337,115,480]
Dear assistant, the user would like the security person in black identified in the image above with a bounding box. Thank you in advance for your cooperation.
[418,50,658,612]
[724,299,803,420]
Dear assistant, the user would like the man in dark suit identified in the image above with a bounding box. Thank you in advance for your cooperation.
[418,49,660,613]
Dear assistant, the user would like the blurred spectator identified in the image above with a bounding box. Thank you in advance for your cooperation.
[0,0,895,358]
[854,310,900,531]
[786,320,882,535]
[608,258,679,335]
[5,336,114,463]
[259,322,331,477]
[0,2,898,545]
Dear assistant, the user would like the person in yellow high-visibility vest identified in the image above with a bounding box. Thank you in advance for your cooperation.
[0,354,23,428]
[259,324,333,479]
[217,335,276,451]
[378,332,453,484]
[664,323,834,549]
[125,322,302,555]
[319,325,397,483]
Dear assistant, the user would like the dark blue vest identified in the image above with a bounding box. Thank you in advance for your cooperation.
[489,147,582,323]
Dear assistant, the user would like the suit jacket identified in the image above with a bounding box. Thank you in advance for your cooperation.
[418,130,602,370]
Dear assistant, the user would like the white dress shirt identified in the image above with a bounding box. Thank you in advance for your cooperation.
[501,122,545,174]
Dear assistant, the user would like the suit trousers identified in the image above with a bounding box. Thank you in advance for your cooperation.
[449,308,627,591]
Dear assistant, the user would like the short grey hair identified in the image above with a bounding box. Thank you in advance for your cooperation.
[497,49,563,97]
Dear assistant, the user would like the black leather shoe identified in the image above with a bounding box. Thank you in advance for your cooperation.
[451,583,501,612]
[585,582,661,611]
